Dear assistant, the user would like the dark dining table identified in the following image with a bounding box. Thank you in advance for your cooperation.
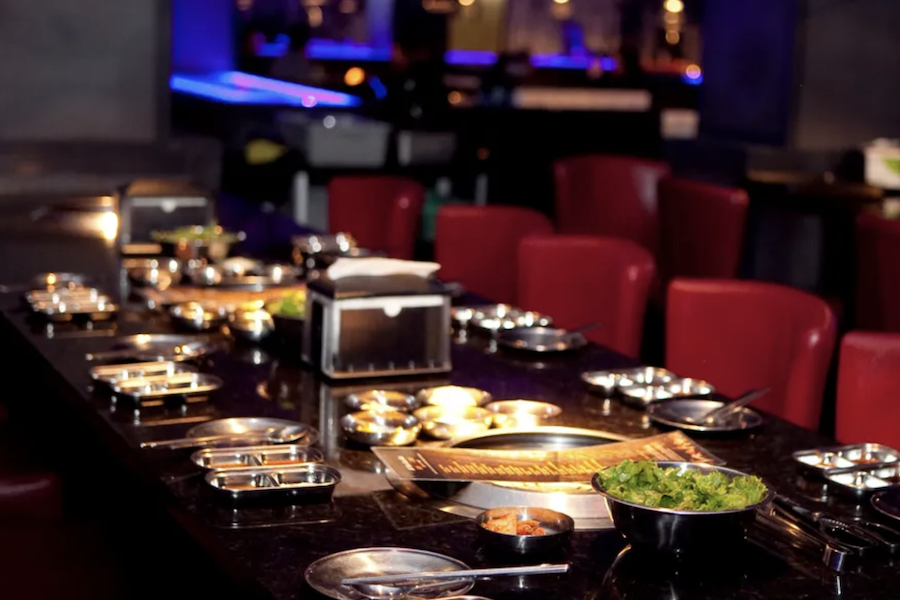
[0,194,893,600]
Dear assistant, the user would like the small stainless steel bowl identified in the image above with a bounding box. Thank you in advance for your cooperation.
[185,263,225,286]
[485,400,562,429]
[413,405,493,440]
[476,506,574,555]
[341,411,421,446]
[619,377,715,408]
[218,257,263,277]
[228,308,274,343]
[260,263,300,283]
[170,302,229,331]
[468,304,554,332]
[591,461,774,555]
[345,390,420,413]
[417,385,492,408]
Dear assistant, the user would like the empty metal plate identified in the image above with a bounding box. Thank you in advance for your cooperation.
[646,399,763,433]
[305,547,473,600]
[619,377,715,408]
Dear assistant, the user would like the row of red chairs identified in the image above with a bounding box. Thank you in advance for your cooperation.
[327,168,900,334]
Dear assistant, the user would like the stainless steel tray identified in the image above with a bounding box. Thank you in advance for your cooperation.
[204,464,341,506]
[826,465,900,500]
[191,445,324,470]
[496,327,587,353]
[33,298,118,322]
[26,287,103,305]
[185,262,300,290]
[111,372,223,401]
[90,360,199,384]
[390,427,630,530]
[793,443,900,477]
[452,304,553,332]
[85,334,217,363]
[582,367,677,397]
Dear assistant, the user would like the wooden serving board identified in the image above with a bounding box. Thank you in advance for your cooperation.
[136,284,305,308]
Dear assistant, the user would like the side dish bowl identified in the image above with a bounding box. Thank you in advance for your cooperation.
[591,461,773,555]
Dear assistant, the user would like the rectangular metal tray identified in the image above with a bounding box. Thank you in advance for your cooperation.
[793,443,900,477]
[826,465,900,499]
[191,445,325,470]
[26,288,104,305]
[111,372,223,401]
[90,361,199,384]
[33,298,118,322]
[204,464,340,506]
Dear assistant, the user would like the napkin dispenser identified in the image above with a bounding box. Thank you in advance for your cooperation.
[117,179,213,253]
[302,274,452,379]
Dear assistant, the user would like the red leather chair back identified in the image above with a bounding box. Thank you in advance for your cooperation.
[518,235,656,358]
[856,213,900,332]
[328,176,425,260]
[658,177,749,284]
[436,205,554,304]
[553,155,670,254]
[836,331,900,447]
[666,279,837,430]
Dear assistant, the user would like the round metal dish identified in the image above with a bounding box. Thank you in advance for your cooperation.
[341,411,421,446]
[414,406,493,440]
[218,257,264,276]
[646,399,763,433]
[417,386,492,409]
[871,489,900,523]
[170,302,230,331]
[485,400,562,429]
[227,307,274,342]
[345,390,420,413]
[187,417,316,446]
[476,506,574,555]
[305,547,473,600]
[591,461,774,554]
[397,427,630,530]
[496,327,588,353]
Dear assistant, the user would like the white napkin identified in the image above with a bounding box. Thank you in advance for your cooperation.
[327,257,441,280]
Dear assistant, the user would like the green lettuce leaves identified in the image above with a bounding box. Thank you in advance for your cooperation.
[596,460,767,511]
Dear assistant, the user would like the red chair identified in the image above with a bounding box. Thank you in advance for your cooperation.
[836,331,900,447]
[328,176,425,260]
[657,177,749,285]
[666,279,837,430]
[856,213,900,332]
[435,205,554,304]
[518,235,656,358]
[553,155,670,254]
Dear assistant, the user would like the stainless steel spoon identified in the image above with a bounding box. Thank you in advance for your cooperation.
[686,388,770,425]
[343,563,569,586]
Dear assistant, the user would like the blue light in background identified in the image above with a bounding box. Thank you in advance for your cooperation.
[445,50,498,66]
[171,71,361,107]
[682,73,703,85]
[260,39,622,71]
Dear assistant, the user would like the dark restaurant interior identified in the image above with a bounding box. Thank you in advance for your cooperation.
[2,0,900,598]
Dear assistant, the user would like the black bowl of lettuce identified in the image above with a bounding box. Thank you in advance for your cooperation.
[591,460,773,555]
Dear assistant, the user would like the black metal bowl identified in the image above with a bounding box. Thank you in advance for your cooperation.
[591,461,774,555]
[270,312,305,348]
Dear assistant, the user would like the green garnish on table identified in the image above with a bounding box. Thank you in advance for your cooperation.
[152,223,240,244]
[266,290,306,318]
[596,460,767,511]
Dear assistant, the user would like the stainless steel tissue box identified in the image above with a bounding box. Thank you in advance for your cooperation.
[302,274,452,380]
[118,179,213,252]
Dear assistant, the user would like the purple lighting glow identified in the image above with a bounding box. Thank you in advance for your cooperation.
[170,71,361,107]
